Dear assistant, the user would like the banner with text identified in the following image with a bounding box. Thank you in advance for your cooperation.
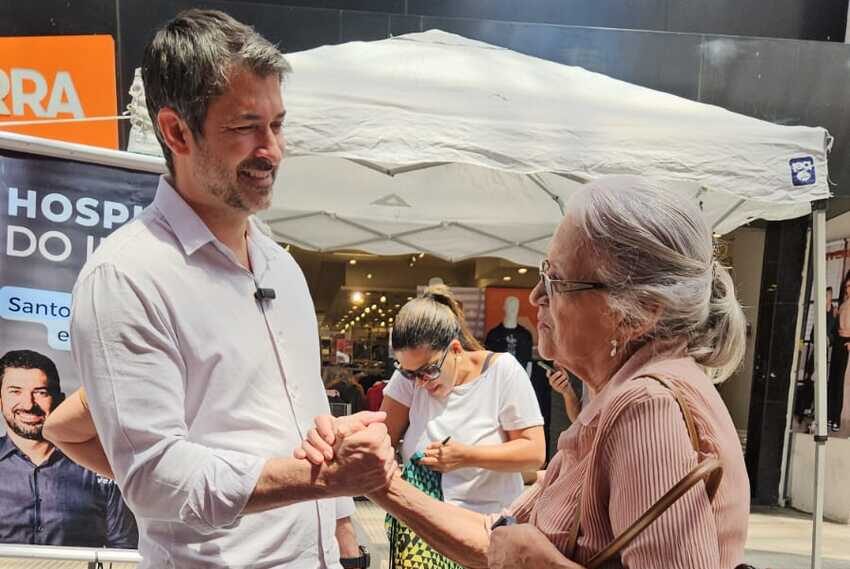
[0,148,157,548]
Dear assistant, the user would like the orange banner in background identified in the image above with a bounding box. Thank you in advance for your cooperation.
[0,35,118,149]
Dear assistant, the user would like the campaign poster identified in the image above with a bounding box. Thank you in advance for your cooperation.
[0,147,158,548]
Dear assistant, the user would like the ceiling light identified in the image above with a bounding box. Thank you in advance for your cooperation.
[517,267,528,274]
[503,276,512,281]
[371,304,377,309]
[365,292,372,296]
[355,316,360,321]
[380,296,387,303]
[349,259,357,265]
[394,304,401,308]
[380,321,386,327]
[364,307,371,314]
[388,317,394,323]
[366,273,373,279]
[419,252,425,258]
[351,291,364,304]
[406,296,413,301]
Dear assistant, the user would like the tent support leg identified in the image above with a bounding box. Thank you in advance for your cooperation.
[811,199,828,569]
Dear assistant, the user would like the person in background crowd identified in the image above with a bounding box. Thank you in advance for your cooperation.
[0,350,137,548]
[67,9,392,569]
[297,176,751,569]
[325,367,366,414]
[300,285,545,569]
[546,367,584,423]
[829,275,850,432]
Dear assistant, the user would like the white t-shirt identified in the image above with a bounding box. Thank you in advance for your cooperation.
[384,353,544,514]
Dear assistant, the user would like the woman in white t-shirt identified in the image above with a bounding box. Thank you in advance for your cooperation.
[380,285,545,567]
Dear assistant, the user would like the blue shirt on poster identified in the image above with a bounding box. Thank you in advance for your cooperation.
[0,435,138,548]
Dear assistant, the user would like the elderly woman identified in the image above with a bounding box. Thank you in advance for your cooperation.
[298,176,750,569]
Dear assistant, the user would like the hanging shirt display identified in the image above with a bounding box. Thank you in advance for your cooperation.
[485,324,534,371]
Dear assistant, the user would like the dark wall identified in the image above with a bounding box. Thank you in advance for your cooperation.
[745,216,809,504]
[3,0,850,198]
[226,0,850,41]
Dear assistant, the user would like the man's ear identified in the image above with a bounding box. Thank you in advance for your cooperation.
[156,108,194,158]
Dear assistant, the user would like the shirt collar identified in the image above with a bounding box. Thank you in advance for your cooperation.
[152,176,217,257]
[0,436,16,461]
[576,340,689,427]
[152,176,285,271]
[0,436,65,465]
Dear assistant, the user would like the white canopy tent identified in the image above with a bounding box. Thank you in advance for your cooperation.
[127,30,830,266]
[0,28,834,569]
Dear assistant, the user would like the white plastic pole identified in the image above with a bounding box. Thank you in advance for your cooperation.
[811,200,828,569]
[0,544,142,563]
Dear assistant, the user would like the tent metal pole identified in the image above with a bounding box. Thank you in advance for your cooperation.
[778,225,811,506]
[811,199,828,569]
[344,158,448,177]
[528,174,566,215]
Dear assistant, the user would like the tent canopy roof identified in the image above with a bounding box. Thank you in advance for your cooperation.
[68,30,842,263]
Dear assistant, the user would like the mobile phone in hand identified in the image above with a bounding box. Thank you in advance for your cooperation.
[536,361,555,374]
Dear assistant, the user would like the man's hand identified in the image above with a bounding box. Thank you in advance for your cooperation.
[419,439,470,473]
[294,411,386,464]
[488,524,585,569]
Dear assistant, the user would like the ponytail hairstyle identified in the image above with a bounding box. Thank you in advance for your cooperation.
[571,176,747,382]
[391,284,484,352]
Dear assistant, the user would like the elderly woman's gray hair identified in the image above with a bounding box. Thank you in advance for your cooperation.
[572,175,746,381]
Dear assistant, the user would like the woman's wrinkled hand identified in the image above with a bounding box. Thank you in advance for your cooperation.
[488,524,585,569]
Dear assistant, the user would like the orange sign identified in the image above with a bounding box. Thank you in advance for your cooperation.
[0,35,118,149]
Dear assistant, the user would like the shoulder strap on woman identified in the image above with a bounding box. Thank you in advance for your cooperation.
[641,374,699,452]
[481,351,496,373]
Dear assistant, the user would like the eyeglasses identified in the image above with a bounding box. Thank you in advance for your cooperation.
[538,260,607,297]
[394,348,451,382]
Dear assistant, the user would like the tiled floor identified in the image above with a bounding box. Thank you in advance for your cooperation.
[0,503,845,568]
[351,502,850,569]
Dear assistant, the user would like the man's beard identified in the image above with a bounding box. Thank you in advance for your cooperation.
[195,146,276,213]
[3,405,46,441]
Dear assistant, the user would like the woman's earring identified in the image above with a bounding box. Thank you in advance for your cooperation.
[609,339,618,357]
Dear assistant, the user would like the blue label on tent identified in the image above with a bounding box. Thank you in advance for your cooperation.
[790,157,816,186]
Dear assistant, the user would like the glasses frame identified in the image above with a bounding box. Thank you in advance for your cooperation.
[539,260,607,296]
[394,347,451,382]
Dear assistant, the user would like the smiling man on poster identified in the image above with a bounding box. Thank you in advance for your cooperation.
[69,9,394,569]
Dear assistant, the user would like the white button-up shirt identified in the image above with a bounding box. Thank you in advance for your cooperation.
[71,177,351,569]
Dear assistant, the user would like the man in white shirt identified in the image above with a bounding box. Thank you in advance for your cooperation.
[70,9,395,569]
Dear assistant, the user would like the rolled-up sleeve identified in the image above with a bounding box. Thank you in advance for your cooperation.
[71,264,266,532]
[335,497,355,520]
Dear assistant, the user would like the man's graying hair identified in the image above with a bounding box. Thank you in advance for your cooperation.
[571,176,746,382]
[142,9,291,174]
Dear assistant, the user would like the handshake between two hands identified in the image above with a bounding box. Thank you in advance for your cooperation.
[293,411,398,497]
